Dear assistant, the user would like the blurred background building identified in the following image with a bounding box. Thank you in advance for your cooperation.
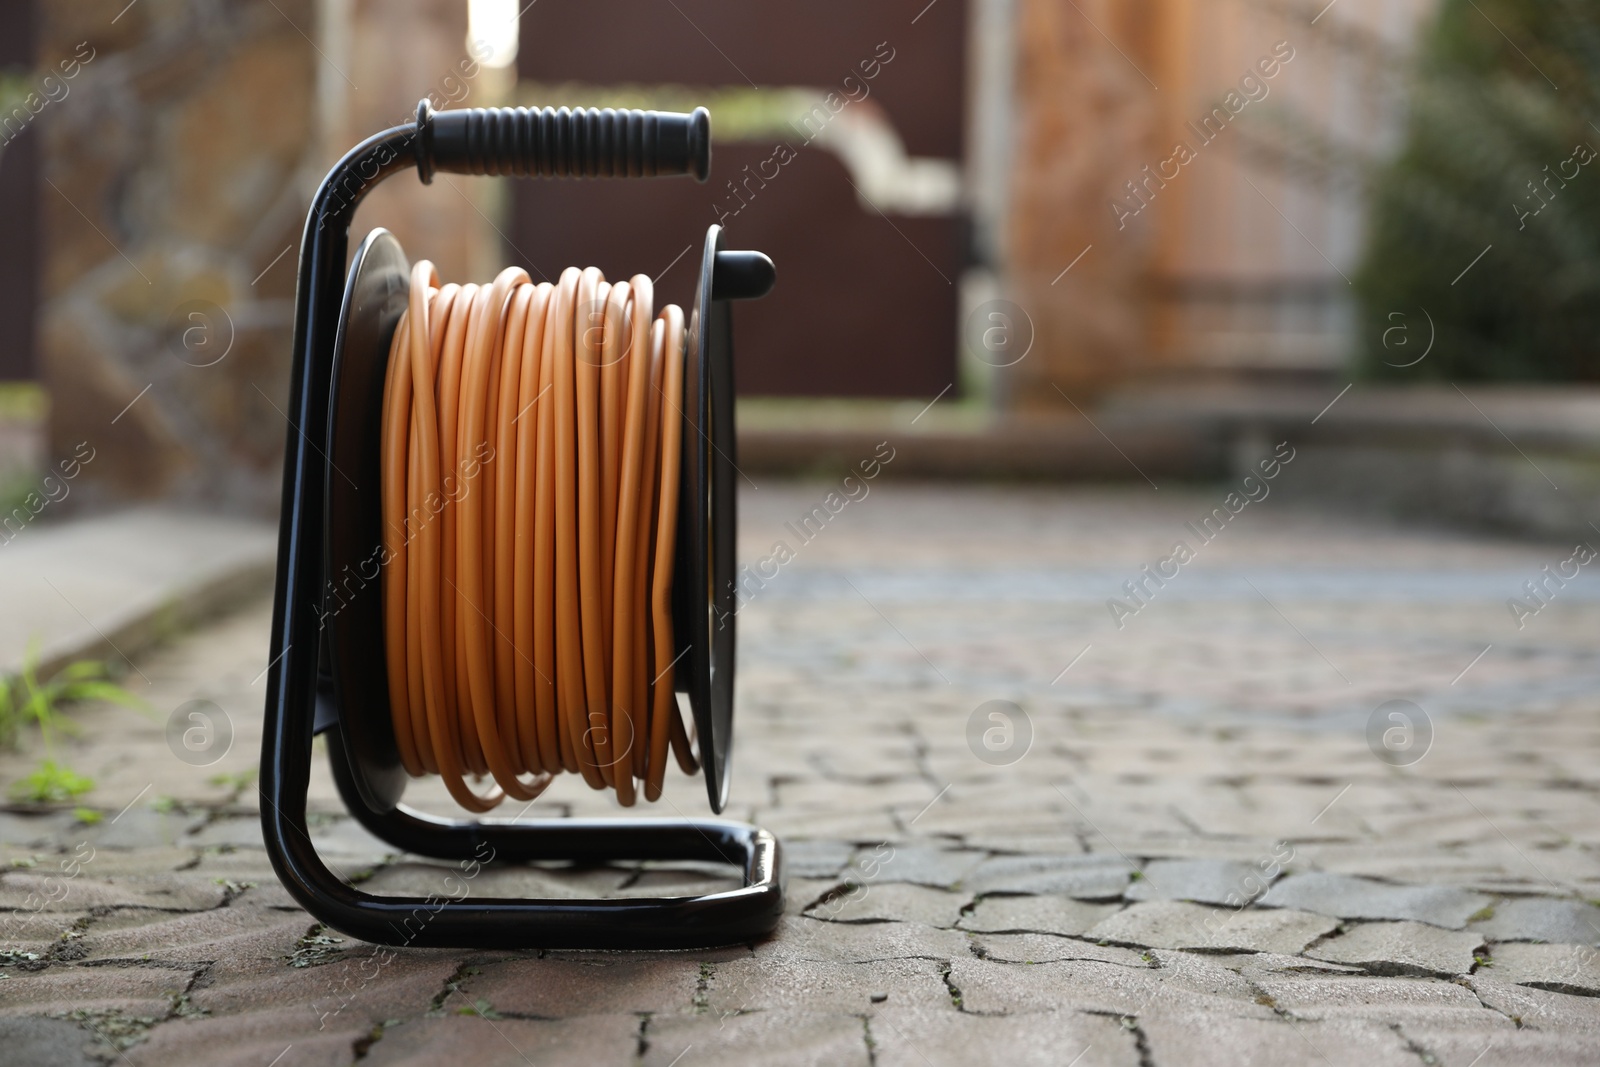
[0,0,1593,521]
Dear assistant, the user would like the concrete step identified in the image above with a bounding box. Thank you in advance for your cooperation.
[0,507,277,680]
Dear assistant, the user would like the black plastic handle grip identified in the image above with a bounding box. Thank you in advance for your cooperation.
[415,100,710,184]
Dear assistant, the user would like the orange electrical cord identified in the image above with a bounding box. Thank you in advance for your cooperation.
[380,259,699,811]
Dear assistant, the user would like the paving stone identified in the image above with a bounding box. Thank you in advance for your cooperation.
[708,956,954,1015]
[964,854,1132,899]
[0,1016,102,1067]
[617,864,743,897]
[807,744,923,783]
[1081,902,1216,953]
[1305,921,1485,977]
[782,839,854,878]
[0,869,226,914]
[891,808,1078,841]
[185,817,266,851]
[1291,842,1519,887]
[1258,872,1492,929]
[1401,1024,1600,1067]
[1231,952,1371,983]
[71,847,197,876]
[187,844,297,908]
[464,956,700,1017]
[0,907,85,945]
[851,844,984,889]
[1146,949,1263,1000]
[1484,941,1600,996]
[1252,974,1508,1029]
[755,807,904,841]
[974,933,1150,966]
[1088,900,1339,955]
[965,833,1090,856]
[84,906,199,936]
[305,817,398,866]
[362,860,631,900]
[1142,1013,1421,1067]
[946,955,1274,1019]
[104,872,232,912]
[1473,896,1600,945]
[13,485,1600,1063]
[784,877,845,917]
[83,903,308,964]
[755,917,972,964]
[777,778,946,812]
[128,1009,366,1067]
[0,963,189,1018]
[1125,859,1273,906]
[643,1010,870,1067]
[959,894,1120,936]
[871,1006,1140,1067]
[0,844,49,871]
[82,807,207,850]
[0,810,78,849]
[193,950,461,1028]
[807,883,965,926]
[1468,975,1600,1033]
[364,1013,641,1067]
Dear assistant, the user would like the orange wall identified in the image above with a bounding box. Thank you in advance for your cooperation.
[1007,0,1436,401]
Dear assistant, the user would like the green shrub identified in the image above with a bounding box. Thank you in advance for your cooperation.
[1355,0,1600,381]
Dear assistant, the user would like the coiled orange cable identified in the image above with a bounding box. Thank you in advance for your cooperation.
[380,260,698,811]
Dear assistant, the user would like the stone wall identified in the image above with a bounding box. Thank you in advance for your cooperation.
[40,0,319,514]
[38,0,490,517]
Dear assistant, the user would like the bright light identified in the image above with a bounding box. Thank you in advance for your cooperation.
[467,0,519,70]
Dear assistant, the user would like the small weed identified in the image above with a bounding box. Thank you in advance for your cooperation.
[288,925,347,968]
[169,992,209,1020]
[55,1007,159,1053]
[207,768,257,795]
[455,998,500,1019]
[0,476,32,525]
[1,643,148,804]
[212,878,257,907]
[12,761,94,804]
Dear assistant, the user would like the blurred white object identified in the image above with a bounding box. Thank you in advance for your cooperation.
[814,103,963,216]
[467,0,520,70]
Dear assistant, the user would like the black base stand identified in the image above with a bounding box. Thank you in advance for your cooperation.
[256,723,782,950]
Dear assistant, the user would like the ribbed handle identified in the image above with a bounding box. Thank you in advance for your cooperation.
[417,102,710,184]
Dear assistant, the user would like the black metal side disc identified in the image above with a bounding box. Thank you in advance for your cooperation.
[677,225,776,814]
[324,227,410,812]
[677,225,731,813]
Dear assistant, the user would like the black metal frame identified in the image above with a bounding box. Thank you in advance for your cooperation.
[260,102,782,949]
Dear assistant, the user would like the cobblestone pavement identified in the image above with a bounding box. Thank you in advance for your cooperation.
[4,482,1600,1066]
